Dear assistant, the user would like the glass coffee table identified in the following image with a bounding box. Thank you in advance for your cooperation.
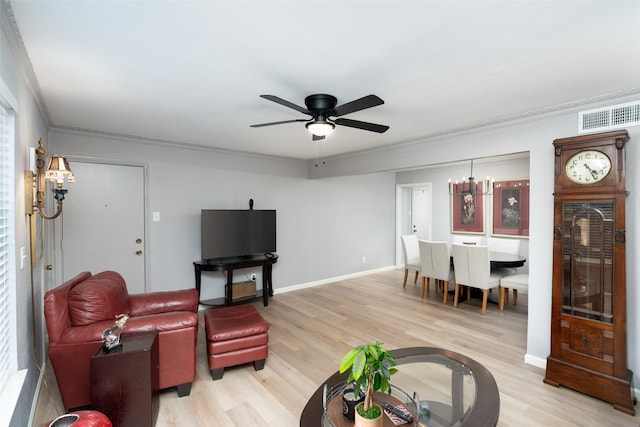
[300,347,500,427]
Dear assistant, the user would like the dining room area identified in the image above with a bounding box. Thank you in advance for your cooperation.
[395,153,530,315]
[400,234,528,314]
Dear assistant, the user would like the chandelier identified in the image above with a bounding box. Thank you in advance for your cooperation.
[448,159,493,196]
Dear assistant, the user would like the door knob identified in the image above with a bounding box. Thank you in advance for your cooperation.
[45,264,53,270]
[136,251,142,255]
[136,239,142,244]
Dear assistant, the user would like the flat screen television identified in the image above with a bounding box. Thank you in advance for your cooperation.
[201,209,276,260]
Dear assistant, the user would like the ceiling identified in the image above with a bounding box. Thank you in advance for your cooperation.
[7,1,640,161]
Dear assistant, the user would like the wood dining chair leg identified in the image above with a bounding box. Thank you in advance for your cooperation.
[442,280,449,304]
[413,271,419,284]
[402,269,409,288]
[453,284,460,308]
[513,289,518,305]
[467,286,471,301]
[481,289,489,315]
[420,276,427,298]
[498,286,505,310]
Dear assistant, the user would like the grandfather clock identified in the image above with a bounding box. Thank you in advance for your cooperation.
[544,129,635,415]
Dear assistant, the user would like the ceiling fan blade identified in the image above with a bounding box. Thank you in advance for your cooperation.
[250,119,308,128]
[312,134,325,141]
[332,95,384,117]
[259,95,311,115]
[334,118,389,133]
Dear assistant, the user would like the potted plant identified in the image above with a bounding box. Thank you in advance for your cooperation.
[339,341,397,427]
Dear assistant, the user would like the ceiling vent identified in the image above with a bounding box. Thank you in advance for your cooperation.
[578,100,640,133]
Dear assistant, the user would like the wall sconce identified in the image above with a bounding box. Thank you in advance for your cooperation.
[448,159,493,196]
[25,138,75,219]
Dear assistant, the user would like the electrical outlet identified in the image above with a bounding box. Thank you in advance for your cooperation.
[250,273,257,281]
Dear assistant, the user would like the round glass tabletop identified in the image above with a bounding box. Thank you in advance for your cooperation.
[300,347,500,427]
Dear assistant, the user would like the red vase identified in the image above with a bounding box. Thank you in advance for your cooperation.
[44,410,112,427]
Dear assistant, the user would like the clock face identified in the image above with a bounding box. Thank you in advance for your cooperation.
[564,150,612,184]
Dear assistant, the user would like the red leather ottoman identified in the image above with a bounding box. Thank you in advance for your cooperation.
[204,304,269,380]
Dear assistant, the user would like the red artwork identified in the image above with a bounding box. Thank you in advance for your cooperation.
[492,179,530,237]
[451,182,485,234]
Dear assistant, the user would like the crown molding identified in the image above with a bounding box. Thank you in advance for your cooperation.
[1,0,51,125]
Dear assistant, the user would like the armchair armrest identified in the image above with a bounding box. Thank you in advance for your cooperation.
[129,288,198,317]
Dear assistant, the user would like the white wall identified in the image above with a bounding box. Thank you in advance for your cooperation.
[397,156,529,242]
[2,16,51,426]
[49,129,397,300]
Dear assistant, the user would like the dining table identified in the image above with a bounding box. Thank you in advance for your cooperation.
[448,251,527,269]
[488,251,527,269]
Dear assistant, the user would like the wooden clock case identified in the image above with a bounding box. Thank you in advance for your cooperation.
[544,129,636,415]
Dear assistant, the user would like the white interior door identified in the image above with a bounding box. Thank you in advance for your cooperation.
[395,183,432,266]
[411,187,431,240]
[61,162,146,294]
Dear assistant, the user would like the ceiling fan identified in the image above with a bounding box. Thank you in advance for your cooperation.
[250,94,390,140]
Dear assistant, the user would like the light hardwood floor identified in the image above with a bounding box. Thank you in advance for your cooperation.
[34,269,638,426]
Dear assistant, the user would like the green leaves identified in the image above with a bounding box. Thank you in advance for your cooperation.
[338,341,397,412]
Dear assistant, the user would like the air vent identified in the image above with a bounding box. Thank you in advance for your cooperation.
[578,100,640,133]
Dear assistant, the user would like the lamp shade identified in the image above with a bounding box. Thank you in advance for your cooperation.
[45,156,75,184]
[306,121,335,137]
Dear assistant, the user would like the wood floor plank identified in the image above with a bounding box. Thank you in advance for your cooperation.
[33,269,639,426]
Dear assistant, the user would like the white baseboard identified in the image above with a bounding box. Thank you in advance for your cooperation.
[524,353,547,370]
[274,265,396,295]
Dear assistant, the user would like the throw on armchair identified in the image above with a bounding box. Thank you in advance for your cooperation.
[44,271,199,410]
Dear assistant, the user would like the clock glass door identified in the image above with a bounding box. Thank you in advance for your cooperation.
[561,201,614,323]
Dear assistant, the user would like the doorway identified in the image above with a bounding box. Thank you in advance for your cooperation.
[395,183,432,267]
[56,161,147,294]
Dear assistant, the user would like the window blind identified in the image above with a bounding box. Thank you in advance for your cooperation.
[0,98,16,391]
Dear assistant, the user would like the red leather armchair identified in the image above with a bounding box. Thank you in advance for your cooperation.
[44,271,199,410]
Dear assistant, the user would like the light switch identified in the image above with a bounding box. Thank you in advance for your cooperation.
[152,212,160,222]
[20,246,26,269]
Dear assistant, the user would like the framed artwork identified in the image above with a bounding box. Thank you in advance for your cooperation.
[492,179,530,237]
[450,182,485,234]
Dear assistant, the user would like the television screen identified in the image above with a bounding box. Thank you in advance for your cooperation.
[201,209,276,260]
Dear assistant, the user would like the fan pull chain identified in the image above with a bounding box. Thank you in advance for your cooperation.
[315,141,326,167]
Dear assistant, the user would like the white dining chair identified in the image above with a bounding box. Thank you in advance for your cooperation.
[430,241,456,304]
[488,237,522,294]
[452,244,504,314]
[499,273,529,306]
[400,234,421,288]
[451,243,470,298]
[487,237,521,255]
[418,240,434,298]
[453,235,484,246]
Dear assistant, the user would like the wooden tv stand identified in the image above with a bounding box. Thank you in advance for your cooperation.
[193,254,278,306]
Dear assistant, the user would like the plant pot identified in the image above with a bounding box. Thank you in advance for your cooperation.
[354,402,383,427]
[342,386,365,421]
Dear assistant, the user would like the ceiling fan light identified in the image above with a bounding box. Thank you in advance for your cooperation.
[306,121,335,137]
